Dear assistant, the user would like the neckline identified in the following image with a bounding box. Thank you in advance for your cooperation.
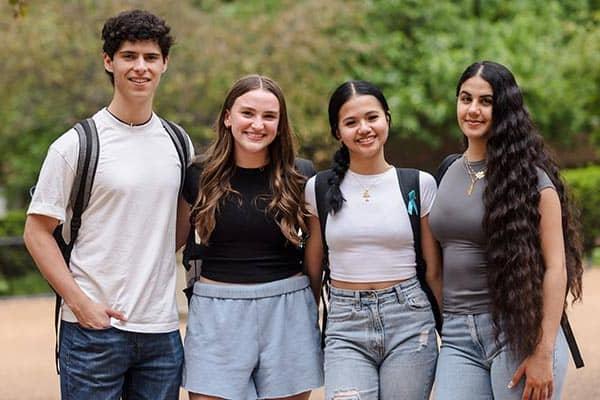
[347,166,395,179]
[461,155,486,167]
[235,164,270,175]
[104,107,154,128]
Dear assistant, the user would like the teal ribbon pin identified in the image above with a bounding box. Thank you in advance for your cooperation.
[407,190,418,216]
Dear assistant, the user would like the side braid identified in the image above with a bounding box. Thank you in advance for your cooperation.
[326,144,350,214]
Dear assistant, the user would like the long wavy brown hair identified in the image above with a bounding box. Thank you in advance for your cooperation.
[457,61,584,359]
[191,75,309,246]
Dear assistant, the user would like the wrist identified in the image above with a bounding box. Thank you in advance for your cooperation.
[64,290,91,314]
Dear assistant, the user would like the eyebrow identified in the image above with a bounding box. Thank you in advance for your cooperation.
[342,110,380,122]
[237,105,279,114]
[118,50,162,57]
[459,90,493,98]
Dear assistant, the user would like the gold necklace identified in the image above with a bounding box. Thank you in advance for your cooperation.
[463,154,486,196]
[350,166,392,202]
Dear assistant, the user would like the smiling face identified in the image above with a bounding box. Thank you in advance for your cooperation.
[224,88,280,165]
[457,75,494,141]
[336,94,389,162]
[103,40,167,103]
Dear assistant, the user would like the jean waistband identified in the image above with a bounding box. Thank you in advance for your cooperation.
[193,274,309,299]
[329,275,419,303]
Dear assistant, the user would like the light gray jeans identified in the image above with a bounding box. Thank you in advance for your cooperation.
[324,277,438,400]
[434,312,569,400]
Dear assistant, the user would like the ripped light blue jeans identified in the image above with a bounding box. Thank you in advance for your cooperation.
[434,312,569,400]
[324,276,438,400]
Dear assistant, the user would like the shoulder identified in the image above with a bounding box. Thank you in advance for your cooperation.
[418,170,436,190]
[435,153,462,184]
[315,168,336,187]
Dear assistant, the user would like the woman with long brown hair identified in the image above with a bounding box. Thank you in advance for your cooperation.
[430,61,583,400]
[179,75,323,399]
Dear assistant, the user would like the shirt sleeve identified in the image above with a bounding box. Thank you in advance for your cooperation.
[419,171,437,217]
[536,167,556,192]
[304,176,318,217]
[182,164,201,205]
[26,130,78,223]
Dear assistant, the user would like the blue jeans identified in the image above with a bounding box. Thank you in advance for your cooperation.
[59,322,183,400]
[434,312,569,400]
[324,277,438,400]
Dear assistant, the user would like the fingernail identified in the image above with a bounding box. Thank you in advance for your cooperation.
[507,381,513,389]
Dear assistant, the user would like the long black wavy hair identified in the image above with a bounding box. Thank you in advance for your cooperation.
[457,61,583,359]
[326,80,391,214]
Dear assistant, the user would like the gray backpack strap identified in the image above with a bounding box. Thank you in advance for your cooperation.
[70,118,100,228]
[54,117,99,374]
[160,117,191,195]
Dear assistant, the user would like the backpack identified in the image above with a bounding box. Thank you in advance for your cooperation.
[181,158,316,302]
[40,116,191,373]
[436,154,584,369]
[314,167,443,347]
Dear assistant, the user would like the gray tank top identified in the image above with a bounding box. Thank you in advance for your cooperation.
[429,156,554,314]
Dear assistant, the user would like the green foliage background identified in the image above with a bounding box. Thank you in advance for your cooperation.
[1,0,599,206]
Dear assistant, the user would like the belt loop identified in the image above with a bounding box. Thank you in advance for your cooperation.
[393,285,404,304]
[354,291,361,311]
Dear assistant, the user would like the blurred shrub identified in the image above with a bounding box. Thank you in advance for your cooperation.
[0,209,37,280]
[563,165,600,255]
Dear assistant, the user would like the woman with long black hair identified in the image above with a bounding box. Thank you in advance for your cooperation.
[430,61,583,400]
[304,80,442,400]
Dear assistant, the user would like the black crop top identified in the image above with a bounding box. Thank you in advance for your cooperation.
[182,163,306,283]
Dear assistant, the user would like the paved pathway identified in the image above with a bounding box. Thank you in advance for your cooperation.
[1,268,598,400]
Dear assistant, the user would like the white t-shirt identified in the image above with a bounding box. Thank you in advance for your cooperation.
[27,108,194,333]
[305,168,436,283]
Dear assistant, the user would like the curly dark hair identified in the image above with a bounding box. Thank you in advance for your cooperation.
[326,80,391,214]
[101,9,174,84]
[457,61,584,359]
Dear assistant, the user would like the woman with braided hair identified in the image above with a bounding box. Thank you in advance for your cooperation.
[304,80,442,399]
[430,61,584,400]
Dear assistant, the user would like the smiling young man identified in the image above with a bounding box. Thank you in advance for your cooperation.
[23,10,193,399]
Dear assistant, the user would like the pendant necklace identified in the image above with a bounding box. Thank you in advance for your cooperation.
[463,154,486,196]
[350,165,392,202]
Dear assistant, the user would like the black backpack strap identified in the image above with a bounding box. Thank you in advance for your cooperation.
[396,168,442,332]
[160,118,191,195]
[561,312,584,368]
[294,158,316,178]
[54,118,99,374]
[314,169,336,348]
[314,169,335,252]
[435,153,461,186]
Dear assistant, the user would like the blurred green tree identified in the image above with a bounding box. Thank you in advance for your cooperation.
[0,0,598,207]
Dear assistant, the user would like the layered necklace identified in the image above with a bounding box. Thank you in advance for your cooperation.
[463,154,486,196]
[349,165,393,202]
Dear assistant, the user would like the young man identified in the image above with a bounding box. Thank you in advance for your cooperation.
[23,9,193,399]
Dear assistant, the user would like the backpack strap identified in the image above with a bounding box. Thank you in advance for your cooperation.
[314,169,335,253]
[396,168,442,332]
[160,118,191,195]
[313,169,337,347]
[54,118,99,374]
[294,158,316,178]
[435,153,461,185]
[561,313,584,368]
